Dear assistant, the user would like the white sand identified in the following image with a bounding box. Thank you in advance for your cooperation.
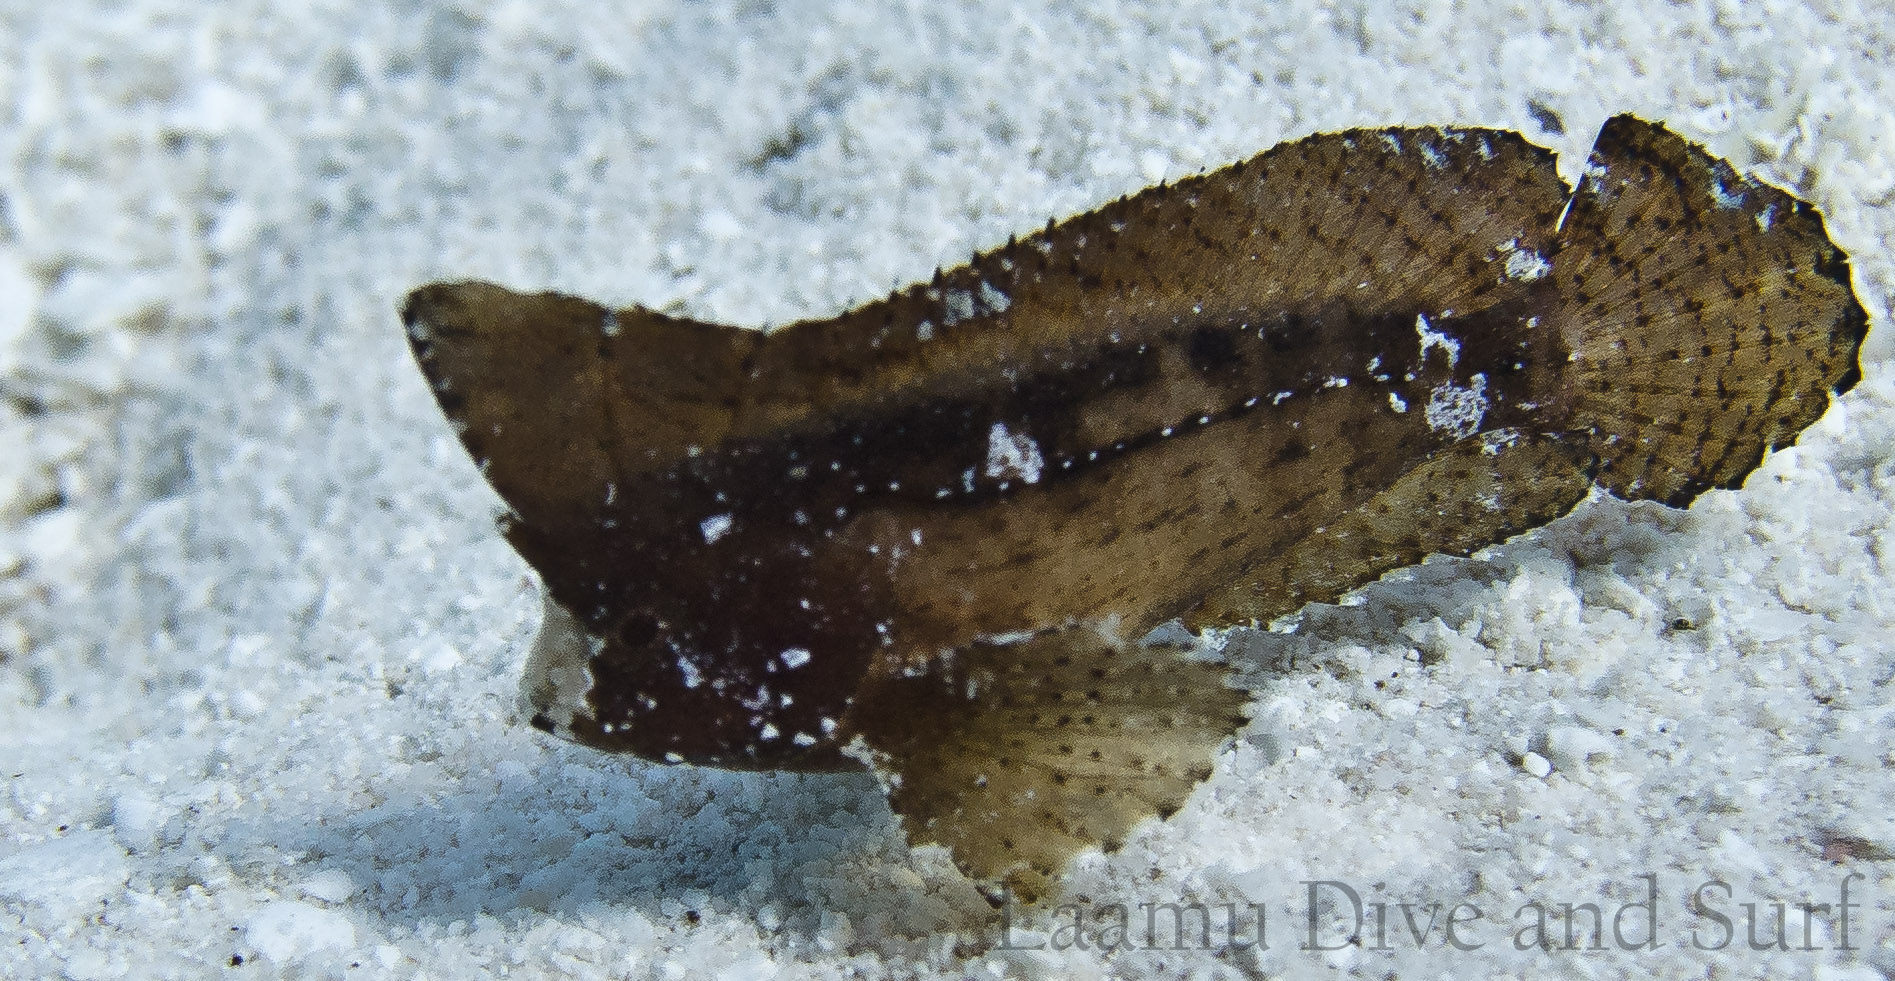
[4,2,1894,978]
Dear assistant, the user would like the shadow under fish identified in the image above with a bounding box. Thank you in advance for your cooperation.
[399,115,1868,903]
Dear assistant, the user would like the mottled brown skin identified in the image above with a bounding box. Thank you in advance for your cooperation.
[402,115,1866,902]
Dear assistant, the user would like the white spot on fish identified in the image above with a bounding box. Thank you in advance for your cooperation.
[985,422,1045,484]
[1496,238,1551,281]
[1708,172,1745,209]
[1389,392,1408,413]
[916,319,935,341]
[699,513,733,543]
[1756,204,1775,231]
[1416,314,1461,368]
[1426,373,1488,439]
[979,280,1011,314]
[1480,428,1520,456]
[1418,141,1448,170]
[942,288,977,325]
[779,647,812,669]
[600,311,621,337]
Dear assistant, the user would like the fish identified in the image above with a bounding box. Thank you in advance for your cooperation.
[400,114,1867,903]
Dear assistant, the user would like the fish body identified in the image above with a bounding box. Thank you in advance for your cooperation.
[402,115,1866,901]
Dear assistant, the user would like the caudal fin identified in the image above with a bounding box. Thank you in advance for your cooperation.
[1552,115,1867,507]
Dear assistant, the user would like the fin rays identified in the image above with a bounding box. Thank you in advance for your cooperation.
[843,627,1248,903]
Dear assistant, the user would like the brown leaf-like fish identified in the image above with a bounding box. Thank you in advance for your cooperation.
[400,115,1866,902]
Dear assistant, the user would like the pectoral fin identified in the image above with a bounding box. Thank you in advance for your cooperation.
[842,624,1249,903]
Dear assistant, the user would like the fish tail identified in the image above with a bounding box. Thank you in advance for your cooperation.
[1551,115,1867,507]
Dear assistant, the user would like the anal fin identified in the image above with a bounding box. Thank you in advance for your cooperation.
[842,625,1249,904]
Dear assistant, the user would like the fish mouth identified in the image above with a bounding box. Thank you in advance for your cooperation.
[517,593,600,743]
